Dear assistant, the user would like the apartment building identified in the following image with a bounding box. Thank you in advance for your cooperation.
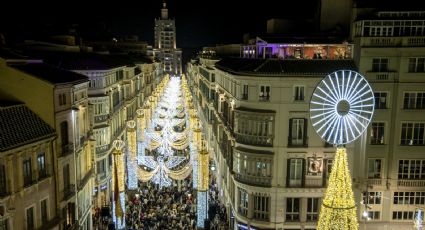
[44,53,161,210]
[351,10,425,230]
[0,102,57,230]
[0,57,94,230]
[187,46,357,229]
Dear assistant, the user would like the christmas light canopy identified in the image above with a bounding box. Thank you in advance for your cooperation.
[310,70,374,145]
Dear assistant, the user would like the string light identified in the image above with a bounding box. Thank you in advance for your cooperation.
[112,140,125,228]
[197,191,208,228]
[317,147,358,230]
[137,76,194,187]
[127,120,138,190]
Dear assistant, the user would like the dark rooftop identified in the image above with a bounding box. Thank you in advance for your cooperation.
[15,51,145,70]
[215,58,357,76]
[256,36,348,44]
[0,103,56,152]
[10,62,88,85]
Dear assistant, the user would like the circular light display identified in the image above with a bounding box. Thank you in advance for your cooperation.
[310,70,374,145]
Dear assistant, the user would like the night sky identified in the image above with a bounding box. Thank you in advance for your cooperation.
[1,0,319,46]
[1,0,421,49]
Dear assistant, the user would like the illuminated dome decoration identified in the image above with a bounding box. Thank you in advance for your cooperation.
[310,70,374,145]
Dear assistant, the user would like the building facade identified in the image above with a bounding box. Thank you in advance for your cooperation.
[154,2,182,76]
[0,58,94,230]
[188,8,425,230]
[187,53,358,230]
[0,103,57,230]
[351,10,425,230]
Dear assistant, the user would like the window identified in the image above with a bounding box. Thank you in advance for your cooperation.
[253,193,270,220]
[60,121,69,147]
[23,158,32,186]
[325,159,333,179]
[371,122,385,144]
[307,198,319,221]
[41,199,48,224]
[259,85,270,101]
[363,192,382,204]
[363,211,380,220]
[368,159,382,179]
[242,84,248,100]
[289,118,307,146]
[94,104,104,115]
[63,164,70,190]
[0,218,8,230]
[403,92,425,109]
[59,93,66,106]
[97,159,106,175]
[372,58,388,72]
[288,159,304,187]
[38,153,46,179]
[286,198,300,222]
[398,160,425,179]
[234,112,274,147]
[0,164,6,196]
[26,207,34,230]
[408,58,425,73]
[400,122,425,145]
[238,188,248,217]
[393,191,425,205]
[294,86,305,101]
[374,92,388,109]
[392,211,414,220]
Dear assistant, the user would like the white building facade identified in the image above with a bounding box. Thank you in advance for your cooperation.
[187,55,358,230]
[351,10,425,230]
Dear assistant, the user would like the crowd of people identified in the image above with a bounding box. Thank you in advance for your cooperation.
[94,169,228,229]
[126,178,197,230]
[208,176,228,230]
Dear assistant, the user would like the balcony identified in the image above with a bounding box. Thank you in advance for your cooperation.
[78,168,94,191]
[234,133,273,147]
[61,143,74,157]
[367,178,383,186]
[404,37,425,46]
[360,36,425,47]
[259,95,270,102]
[233,173,272,187]
[397,179,425,187]
[94,114,109,123]
[40,217,61,230]
[288,137,308,147]
[62,184,76,201]
[365,71,396,82]
[96,144,110,156]
[304,178,323,188]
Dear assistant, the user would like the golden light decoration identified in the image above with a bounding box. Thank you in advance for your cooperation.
[112,140,125,192]
[317,147,358,230]
[198,145,209,191]
[136,109,145,141]
[127,120,137,162]
[112,139,125,220]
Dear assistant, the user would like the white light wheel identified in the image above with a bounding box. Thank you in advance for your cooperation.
[310,70,374,145]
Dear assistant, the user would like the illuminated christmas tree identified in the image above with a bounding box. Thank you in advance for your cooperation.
[310,70,374,230]
[317,148,358,230]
